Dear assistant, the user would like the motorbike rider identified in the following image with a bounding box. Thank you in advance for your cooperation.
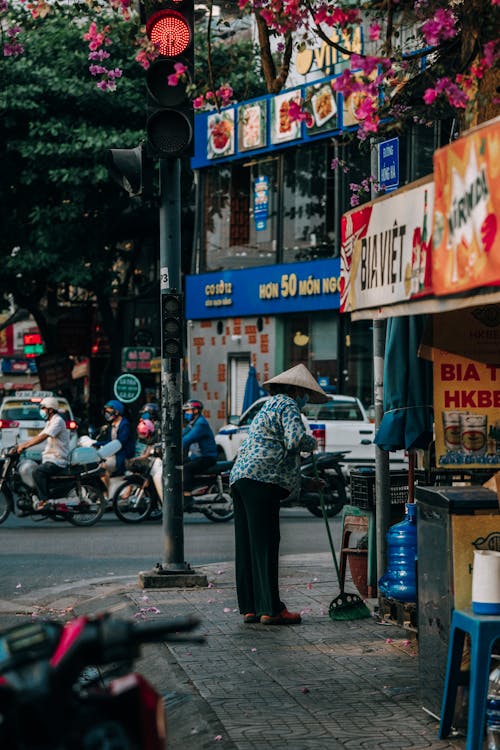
[16,396,70,510]
[95,400,135,487]
[182,399,218,500]
[140,402,160,438]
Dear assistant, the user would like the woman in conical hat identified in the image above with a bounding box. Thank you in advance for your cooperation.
[230,364,327,626]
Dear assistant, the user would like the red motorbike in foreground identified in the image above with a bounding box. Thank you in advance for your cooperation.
[0,612,201,749]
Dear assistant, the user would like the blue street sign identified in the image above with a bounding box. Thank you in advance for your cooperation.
[378,137,399,193]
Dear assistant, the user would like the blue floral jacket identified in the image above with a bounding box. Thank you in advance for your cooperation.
[229,394,316,496]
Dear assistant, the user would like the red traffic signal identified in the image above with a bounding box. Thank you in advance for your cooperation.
[146,10,192,57]
[145,1,194,159]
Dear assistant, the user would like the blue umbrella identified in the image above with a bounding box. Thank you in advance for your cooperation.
[375,315,433,453]
[241,365,265,413]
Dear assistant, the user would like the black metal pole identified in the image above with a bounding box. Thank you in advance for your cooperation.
[373,318,389,582]
[159,157,189,572]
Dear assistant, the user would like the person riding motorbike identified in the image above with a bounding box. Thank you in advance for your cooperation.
[182,399,218,501]
[16,396,70,510]
[139,402,160,443]
[95,400,135,488]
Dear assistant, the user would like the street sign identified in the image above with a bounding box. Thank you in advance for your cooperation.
[121,346,156,373]
[378,137,399,193]
[113,373,142,403]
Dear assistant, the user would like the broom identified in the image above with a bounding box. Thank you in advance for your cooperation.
[313,455,371,621]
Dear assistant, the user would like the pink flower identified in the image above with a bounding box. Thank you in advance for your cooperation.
[168,73,179,86]
[421,8,457,46]
[193,96,205,109]
[423,87,438,105]
[368,23,381,41]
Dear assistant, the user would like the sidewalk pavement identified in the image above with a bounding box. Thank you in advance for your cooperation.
[1,553,471,750]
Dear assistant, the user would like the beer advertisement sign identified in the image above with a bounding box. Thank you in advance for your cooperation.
[432,117,500,296]
[340,176,433,313]
[434,349,500,470]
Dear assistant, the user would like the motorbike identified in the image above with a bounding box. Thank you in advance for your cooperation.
[112,444,234,524]
[0,440,121,527]
[294,450,349,518]
[0,611,202,749]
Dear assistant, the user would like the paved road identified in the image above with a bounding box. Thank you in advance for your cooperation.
[0,509,341,601]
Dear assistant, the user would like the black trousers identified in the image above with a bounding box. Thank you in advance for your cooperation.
[33,462,66,502]
[183,456,215,491]
[232,478,288,617]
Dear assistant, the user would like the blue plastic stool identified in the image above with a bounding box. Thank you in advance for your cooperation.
[439,609,500,750]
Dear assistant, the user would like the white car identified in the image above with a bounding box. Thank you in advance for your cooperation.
[215,394,407,472]
[0,391,79,459]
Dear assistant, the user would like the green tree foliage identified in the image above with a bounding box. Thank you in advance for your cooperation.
[0,13,148,333]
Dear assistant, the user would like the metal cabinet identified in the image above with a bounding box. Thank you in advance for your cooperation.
[415,485,500,717]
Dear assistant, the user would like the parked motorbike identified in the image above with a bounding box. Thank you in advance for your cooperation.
[0,611,202,749]
[112,445,234,524]
[294,451,349,518]
[0,440,120,527]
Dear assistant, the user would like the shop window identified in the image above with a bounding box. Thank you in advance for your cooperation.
[202,160,278,272]
[284,314,338,391]
[228,353,251,419]
[282,142,336,263]
[311,316,338,391]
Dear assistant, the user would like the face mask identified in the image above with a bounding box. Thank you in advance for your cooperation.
[40,408,48,421]
[295,394,309,410]
[104,411,114,423]
[184,412,194,422]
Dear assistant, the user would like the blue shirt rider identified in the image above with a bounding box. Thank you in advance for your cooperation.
[182,399,217,495]
[96,400,135,486]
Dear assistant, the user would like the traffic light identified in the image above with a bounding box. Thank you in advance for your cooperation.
[106,144,153,197]
[145,0,194,158]
[162,292,184,358]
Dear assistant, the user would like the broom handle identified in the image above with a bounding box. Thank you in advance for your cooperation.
[312,453,343,592]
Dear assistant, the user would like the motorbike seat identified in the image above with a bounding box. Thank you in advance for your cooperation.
[203,460,233,474]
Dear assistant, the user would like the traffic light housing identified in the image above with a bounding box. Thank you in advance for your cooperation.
[162,292,184,358]
[106,144,154,197]
[146,0,194,158]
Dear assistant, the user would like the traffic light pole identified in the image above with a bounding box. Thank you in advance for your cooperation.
[140,157,206,587]
[159,157,186,571]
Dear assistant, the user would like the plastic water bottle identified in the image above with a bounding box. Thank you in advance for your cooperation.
[487,657,500,750]
[378,503,417,602]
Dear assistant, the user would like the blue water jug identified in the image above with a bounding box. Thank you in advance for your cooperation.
[378,503,417,602]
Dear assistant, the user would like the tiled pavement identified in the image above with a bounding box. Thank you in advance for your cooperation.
[0,552,473,749]
[125,553,470,750]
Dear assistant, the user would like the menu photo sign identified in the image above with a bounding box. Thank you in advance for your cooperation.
[434,348,500,470]
[207,108,235,159]
[238,99,267,152]
[432,116,500,296]
[340,176,434,313]
[270,89,302,145]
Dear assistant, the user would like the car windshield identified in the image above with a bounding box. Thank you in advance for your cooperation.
[302,400,364,421]
[1,400,71,421]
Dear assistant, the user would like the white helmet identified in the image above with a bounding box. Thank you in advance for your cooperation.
[40,396,59,411]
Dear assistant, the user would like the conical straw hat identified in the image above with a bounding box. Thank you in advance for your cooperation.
[263,364,328,404]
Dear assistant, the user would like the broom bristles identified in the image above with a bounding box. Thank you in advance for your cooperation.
[329,593,371,621]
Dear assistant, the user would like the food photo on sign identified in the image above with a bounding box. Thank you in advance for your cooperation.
[303,81,338,135]
[207,109,235,159]
[238,100,267,152]
[270,89,302,144]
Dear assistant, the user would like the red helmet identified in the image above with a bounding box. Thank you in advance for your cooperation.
[137,419,155,439]
[182,399,203,412]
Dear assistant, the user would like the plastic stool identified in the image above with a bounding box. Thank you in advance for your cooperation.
[439,608,500,750]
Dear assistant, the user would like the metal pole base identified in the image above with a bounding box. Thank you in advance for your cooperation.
[138,563,208,589]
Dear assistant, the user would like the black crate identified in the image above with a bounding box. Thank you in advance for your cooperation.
[350,469,409,510]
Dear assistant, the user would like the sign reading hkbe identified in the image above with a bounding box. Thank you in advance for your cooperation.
[185,258,341,320]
